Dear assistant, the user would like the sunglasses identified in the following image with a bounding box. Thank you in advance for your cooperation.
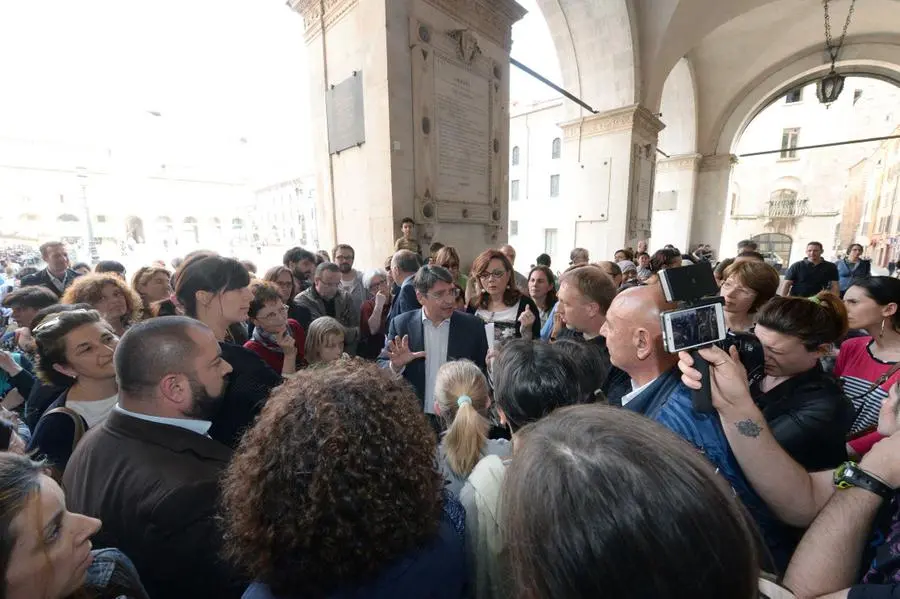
[32,308,92,334]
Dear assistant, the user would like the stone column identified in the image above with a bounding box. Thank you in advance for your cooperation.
[691,154,737,255]
[290,0,525,268]
[650,153,701,252]
[560,104,664,261]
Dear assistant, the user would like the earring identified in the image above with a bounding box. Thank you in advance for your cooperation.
[881,318,886,338]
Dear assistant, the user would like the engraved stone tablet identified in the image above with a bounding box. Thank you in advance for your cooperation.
[326,72,365,154]
[434,54,490,205]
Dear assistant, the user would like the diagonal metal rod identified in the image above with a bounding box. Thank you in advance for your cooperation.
[739,134,900,157]
[510,57,672,159]
[510,57,598,114]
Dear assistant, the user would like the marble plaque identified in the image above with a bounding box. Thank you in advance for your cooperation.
[326,71,365,154]
[434,53,491,205]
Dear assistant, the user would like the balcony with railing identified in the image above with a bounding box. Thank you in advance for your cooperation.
[766,195,809,218]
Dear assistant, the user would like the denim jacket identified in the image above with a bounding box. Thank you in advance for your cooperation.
[624,368,795,572]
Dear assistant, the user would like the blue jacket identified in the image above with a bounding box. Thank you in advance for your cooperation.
[242,507,466,599]
[837,258,872,292]
[624,368,794,572]
[386,276,421,330]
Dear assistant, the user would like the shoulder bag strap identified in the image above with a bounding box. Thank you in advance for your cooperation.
[44,406,87,452]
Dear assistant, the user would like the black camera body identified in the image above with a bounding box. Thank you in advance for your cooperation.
[718,330,766,388]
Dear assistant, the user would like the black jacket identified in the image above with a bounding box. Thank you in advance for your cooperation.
[377,309,488,406]
[387,275,421,330]
[63,410,247,599]
[210,342,282,448]
[752,363,853,471]
[19,267,81,297]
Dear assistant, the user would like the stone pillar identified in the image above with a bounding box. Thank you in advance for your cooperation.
[650,153,701,252]
[560,104,665,261]
[290,0,525,269]
[691,154,736,255]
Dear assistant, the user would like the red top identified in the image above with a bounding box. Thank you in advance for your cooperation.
[244,319,306,373]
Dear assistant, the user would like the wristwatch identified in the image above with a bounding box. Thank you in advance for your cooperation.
[834,461,894,500]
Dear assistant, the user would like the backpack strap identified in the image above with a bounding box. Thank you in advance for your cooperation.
[44,406,86,452]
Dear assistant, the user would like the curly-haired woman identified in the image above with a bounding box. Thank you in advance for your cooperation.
[62,273,143,336]
[222,359,466,599]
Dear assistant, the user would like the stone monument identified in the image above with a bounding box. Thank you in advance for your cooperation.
[290,0,526,268]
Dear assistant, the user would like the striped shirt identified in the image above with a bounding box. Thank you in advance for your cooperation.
[835,336,900,433]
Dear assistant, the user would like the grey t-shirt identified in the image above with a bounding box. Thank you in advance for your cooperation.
[438,437,510,497]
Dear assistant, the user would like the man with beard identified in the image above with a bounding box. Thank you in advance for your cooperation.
[282,246,317,294]
[63,316,247,599]
[333,243,366,319]
[296,262,360,355]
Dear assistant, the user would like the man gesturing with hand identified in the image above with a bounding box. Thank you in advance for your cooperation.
[378,265,488,433]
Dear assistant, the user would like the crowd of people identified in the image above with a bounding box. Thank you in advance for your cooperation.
[0,231,899,599]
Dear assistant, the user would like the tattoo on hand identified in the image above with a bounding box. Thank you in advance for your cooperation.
[735,419,763,438]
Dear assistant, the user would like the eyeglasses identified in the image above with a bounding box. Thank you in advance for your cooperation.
[258,304,289,321]
[425,288,461,301]
[479,269,508,281]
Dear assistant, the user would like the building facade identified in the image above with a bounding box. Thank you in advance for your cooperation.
[852,127,900,267]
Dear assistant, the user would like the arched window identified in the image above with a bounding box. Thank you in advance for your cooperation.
[751,233,793,264]
[551,137,561,159]
[512,146,520,166]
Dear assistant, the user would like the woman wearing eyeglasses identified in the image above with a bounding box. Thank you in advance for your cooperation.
[467,249,541,344]
[27,309,119,475]
[173,254,282,448]
[244,281,306,376]
[358,269,392,360]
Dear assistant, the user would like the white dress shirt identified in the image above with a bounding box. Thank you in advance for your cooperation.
[422,311,451,414]
[621,377,658,407]
[114,404,213,436]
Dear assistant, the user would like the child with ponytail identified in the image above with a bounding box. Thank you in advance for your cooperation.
[434,360,509,496]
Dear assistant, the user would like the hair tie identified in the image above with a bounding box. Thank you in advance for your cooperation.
[808,296,822,305]
[457,395,472,408]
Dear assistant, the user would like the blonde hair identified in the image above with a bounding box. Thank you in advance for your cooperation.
[435,360,491,478]
[304,317,344,363]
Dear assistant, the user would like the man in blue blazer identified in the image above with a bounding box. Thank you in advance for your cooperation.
[378,265,488,422]
[386,250,423,329]
[20,241,81,297]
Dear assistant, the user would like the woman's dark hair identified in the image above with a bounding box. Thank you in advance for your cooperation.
[173,255,250,318]
[70,262,90,273]
[615,248,634,261]
[551,338,607,403]
[492,340,583,432]
[649,249,681,273]
[714,257,735,281]
[0,418,16,452]
[527,266,557,311]
[849,276,900,331]
[470,249,520,310]
[1,286,58,312]
[536,253,551,267]
[0,454,46,590]
[95,260,125,276]
[847,243,864,254]
[221,359,443,597]
[756,292,849,350]
[34,309,107,387]
[150,299,180,318]
[29,303,93,331]
[502,405,761,599]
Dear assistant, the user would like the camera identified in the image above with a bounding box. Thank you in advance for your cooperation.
[658,263,765,411]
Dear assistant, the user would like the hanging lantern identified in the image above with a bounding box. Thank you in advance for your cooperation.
[817,69,845,104]
[817,0,856,105]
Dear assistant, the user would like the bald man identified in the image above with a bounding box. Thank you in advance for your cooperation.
[600,284,794,570]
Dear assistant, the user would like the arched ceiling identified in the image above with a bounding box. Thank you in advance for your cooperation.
[536,0,900,151]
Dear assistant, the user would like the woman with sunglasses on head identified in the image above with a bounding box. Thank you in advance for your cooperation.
[467,249,541,344]
[27,309,119,474]
[174,254,282,448]
[358,269,392,360]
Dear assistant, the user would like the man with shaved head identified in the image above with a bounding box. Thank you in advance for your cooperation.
[63,316,247,598]
[600,284,794,570]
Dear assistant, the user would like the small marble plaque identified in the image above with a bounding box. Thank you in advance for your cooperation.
[326,71,365,154]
